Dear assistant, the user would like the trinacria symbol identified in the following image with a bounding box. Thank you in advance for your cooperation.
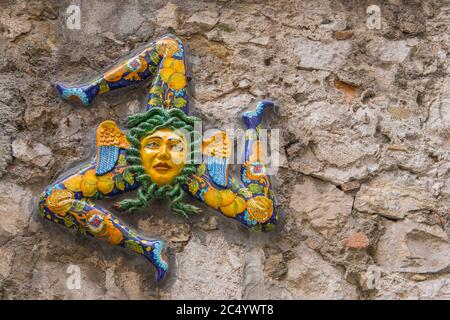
[39,34,279,282]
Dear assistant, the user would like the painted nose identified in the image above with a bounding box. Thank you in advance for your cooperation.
[158,143,170,160]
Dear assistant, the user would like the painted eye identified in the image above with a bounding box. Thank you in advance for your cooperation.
[170,143,184,152]
[146,141,160,149]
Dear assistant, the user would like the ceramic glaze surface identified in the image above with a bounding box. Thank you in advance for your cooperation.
[39,34,278,283]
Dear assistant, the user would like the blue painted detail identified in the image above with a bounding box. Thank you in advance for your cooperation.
[243,135,255,164]
[175,88,186,97]
[151,240,168,282]
[207,155,228,188]
[173,51,184,58]
[242,100,274,129]
[96,146,120,175]
[60,88,89,106]
[173,43,184,58]
[199,188,207,201]
[55,83,100,106]
[242,210,258,227]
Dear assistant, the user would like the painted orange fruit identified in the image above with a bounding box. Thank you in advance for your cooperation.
[246,196,273,223]
[45,189,74,217]
[104,66,126,82]
[156,37,179,57]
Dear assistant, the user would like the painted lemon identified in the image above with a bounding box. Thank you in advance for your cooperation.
[167,72,186,90]
[220,196,246,218]
[97,172,115,195]
[80,180,98,197]
[160,67,175,82]
[80,169,98,197]
[219,189,236,207]
[204,188,221,209]
[163,58,185,74]
[160,62,186,91]
[63,175,82,192]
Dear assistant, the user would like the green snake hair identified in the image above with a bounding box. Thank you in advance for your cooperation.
[117,107,202,218]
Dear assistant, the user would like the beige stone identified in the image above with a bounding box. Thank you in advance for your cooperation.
[289,176,353,238]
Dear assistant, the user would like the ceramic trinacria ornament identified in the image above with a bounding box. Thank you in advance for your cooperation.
[39,34,278,282]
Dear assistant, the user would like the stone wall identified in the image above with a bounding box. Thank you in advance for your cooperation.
[0,0,449,299]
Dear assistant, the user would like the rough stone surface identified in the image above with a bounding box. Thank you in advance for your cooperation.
[367,39,412,63]
[289,177,353,239]
[292,38,352,70]
[12,137,52,168]
[376,219,450,274]
[0,0,449,300]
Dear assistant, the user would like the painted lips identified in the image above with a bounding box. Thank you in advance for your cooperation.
[153,162,172,171]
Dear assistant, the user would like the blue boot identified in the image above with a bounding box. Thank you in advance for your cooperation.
[242,100,275,130]
[55,82,99,107]
[143,239,168,283]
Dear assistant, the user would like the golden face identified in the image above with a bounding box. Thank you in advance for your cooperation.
[140,128,187,185]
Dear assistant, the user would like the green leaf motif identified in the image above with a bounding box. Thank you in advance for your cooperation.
[99,79,109,94]
[148,65,158,74]
[149,51,161,65]
[87,198,96,207]
[125,240,144,254]
[115,175,125,191]
[171,97,187,108]
[123,169,134,185]
[188,179,200,195]
[117,154,127,166]
[238,187,252,198]
[77,225,87,236]
[196,164,206,176]
[149,97,164,107]
[38,205,45,217]
[248,183,264,195]
[150,85,164,97]
[231,178,240,190]
[251,223,263,232]
[73,199,86,212]
[64,215,75,228]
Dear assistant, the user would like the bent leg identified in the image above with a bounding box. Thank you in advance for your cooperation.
[240,100,275,188]
[240,100,278,229]
[56,34,189,113]
[38,165,168,282]
[185,100,278,231]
